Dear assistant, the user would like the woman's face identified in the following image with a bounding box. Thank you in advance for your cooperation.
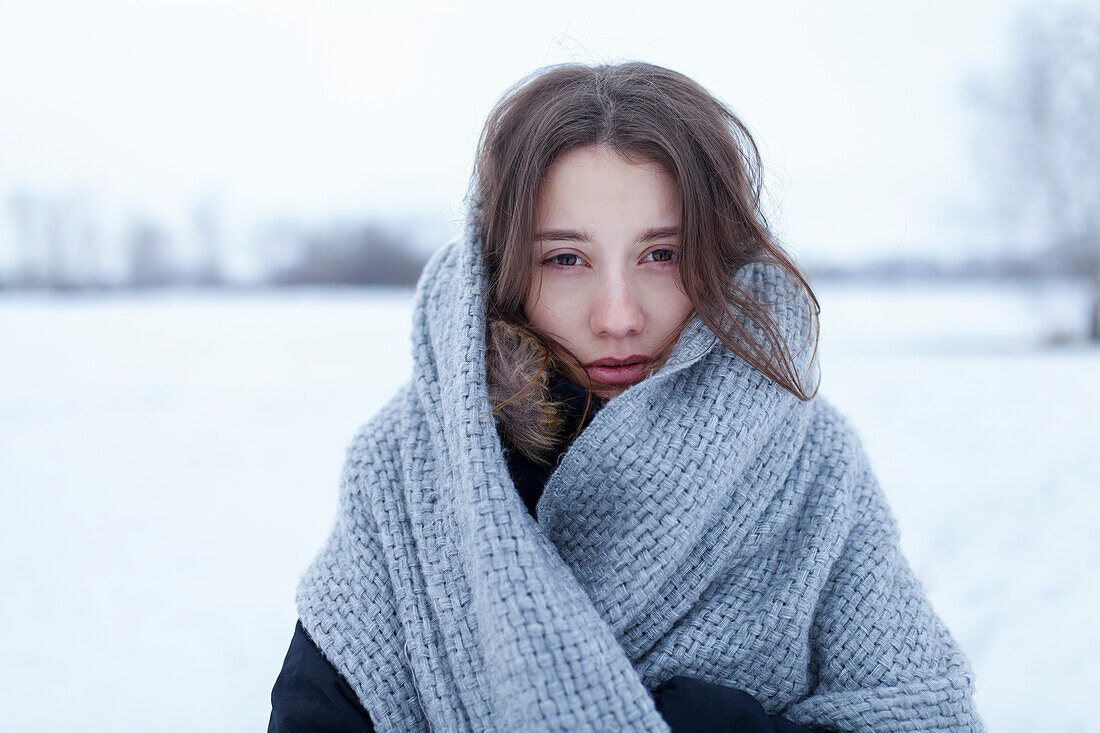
[523,145,695,400]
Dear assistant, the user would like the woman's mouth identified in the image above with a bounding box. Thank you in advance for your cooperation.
[583,355,652,386]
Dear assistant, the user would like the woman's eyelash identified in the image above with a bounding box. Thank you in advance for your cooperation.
[542,253,585,268]
[541,248,677,268]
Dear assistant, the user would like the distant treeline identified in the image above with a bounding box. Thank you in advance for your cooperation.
[805,244,1095,282]
[270,223,427,287]
[0,190,435,290]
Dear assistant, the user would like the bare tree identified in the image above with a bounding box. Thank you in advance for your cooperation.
[190,197,225,286]
[7,190,38,287]
[968,3,1100,341]
[126,217,174,288]
[5,190,104,290]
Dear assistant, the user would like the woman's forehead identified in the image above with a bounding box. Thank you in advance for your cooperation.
[535,147,680,233]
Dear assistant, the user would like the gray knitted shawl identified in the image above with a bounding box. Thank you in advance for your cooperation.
[295,221,984,732]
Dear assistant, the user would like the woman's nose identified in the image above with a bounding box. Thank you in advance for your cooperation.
[590,276,644,339]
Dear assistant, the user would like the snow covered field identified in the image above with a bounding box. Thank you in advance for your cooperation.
[1,279,1096,732]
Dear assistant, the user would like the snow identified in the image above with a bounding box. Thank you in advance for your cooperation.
[1,280,1096,732]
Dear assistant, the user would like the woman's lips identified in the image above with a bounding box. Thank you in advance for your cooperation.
[584,357,652,386]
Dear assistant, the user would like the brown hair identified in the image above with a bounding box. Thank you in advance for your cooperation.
[469,61,820,464]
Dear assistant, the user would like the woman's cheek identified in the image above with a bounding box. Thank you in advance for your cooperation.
[646,277,687,308]
[527,282,570,328]
[541,276,587,311]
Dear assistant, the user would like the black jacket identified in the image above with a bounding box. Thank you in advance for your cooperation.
[269,372,817,732]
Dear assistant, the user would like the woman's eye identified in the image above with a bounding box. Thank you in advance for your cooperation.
[645,248,676,264]
[543,253,584,268]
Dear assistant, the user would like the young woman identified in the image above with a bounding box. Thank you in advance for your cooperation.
[269,62,984,732]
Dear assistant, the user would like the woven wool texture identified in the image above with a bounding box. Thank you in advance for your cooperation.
[295,219,985,732]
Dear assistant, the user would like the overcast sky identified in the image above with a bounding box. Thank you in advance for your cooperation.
[0,0,1052,267]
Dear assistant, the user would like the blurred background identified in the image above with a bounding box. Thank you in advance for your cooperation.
[1,0,1097,730]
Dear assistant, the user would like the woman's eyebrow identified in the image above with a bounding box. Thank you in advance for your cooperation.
[534,227,680,244]
[637,226,680,244]
[534,229,592,243]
